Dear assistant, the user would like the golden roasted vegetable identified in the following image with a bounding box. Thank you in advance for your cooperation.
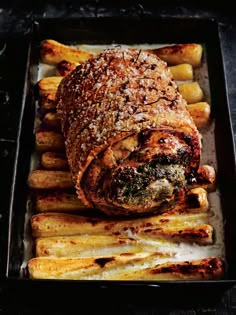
[28,170,73,190]
[170,187,209,215]
[150,43,203,67]
[169,63,193,81]
[39,92,57,110]
[31,211,210,239]
[40,39,94,65]
[35,130,65,152]
[28,256,224,280]
[42,112,61,129]
[178,81,204,104]
[187,102,211,128]
[194,165,216,192]
[38,76,63,96]
[35,192,87,213]
[41,152,68,170]
[111,257,224,280]
[37,77,61,110]
[35,234,172,257]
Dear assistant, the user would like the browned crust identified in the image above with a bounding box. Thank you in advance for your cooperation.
[141,224,213,245]
[149,257,223,277]
[56,60,78,76]
[120,257,224,280]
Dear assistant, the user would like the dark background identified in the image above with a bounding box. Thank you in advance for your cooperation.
[0,1,236,314]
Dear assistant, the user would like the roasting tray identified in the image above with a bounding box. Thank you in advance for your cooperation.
[1,17,236,309]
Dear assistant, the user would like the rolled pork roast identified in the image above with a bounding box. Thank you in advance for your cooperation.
[56,48,201,216]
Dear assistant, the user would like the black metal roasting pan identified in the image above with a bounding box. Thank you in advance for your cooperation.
[1,17,236,310]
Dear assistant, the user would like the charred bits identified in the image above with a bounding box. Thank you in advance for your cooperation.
[95,257,115,268]
[187,193,201,208]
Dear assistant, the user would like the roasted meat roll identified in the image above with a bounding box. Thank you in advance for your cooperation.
[56,48,201,216]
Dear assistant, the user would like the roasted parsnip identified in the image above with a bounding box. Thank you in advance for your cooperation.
[31,211,210,238]
[195,165,216,192]
[178,81,204,104]
[149,43,203,67]
[28,256,223,280]
[38,77,61,110]
[28,253,156,279]
[35,234,173,257]
[35,192,86,213]
[111,257,224,281]
[41,152,68,170]
[40,39,94,65]
[42,112,61,129]
[39,92,57,110]
[169,63,193,81]
[38,76,63,96]
[187,102,211,128]
[169,187,209,215]
[35,130,65,152]
[28,170,73,190]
